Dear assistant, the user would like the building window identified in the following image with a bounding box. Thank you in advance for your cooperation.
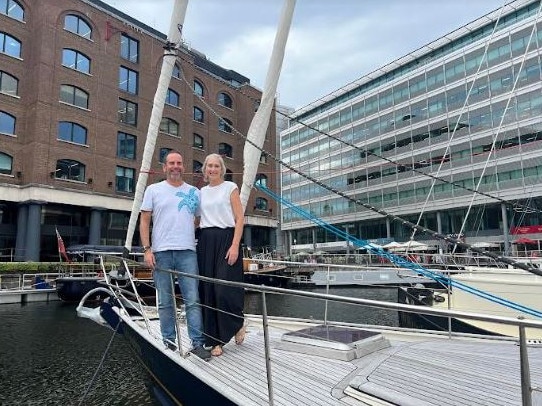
[117,132,136,159]
[159,117,179,137]
[1,0,23,21]
[218,117,233,133]
[166,89,179,106]
[118,98,137,126]
[193,107,204,123]
[256,173,268,187]
[0,111,16,135]
[0,152,12,174]
[54,159,85,181]
[194,80,204,97]
[193,160,203,174]
[159,147,171,163]
[0,32,21,58]
[116,166,135,193]
[172,64,181,79]
[119,66,138,94]
[218,92,233,108]
[0,71,18,96]
[62,49,90,74]
[218,142,232,158]
[225,169,233,181]
[259,154,268,164]
[58,121,87,144]
[64,14,91,39]
[120,34,139,63]
[255,197,268,211]
[60,85,89,109]
[193,133,204,149]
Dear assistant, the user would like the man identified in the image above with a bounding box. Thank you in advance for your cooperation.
[139,150,211,361]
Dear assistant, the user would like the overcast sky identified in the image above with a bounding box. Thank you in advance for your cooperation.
[102,0,507,110]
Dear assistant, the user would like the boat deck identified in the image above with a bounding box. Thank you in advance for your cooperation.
[133,312,542,405]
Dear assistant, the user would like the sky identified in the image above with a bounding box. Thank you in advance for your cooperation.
[101,0,508,110]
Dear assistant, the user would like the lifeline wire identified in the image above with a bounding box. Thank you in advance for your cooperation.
[257,183,542,319]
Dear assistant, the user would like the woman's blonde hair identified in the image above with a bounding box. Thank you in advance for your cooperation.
[203,153,226,182]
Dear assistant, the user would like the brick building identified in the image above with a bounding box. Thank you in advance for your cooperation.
[0,0,277,261]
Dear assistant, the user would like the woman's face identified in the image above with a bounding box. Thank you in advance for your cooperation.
[205,157,222,181]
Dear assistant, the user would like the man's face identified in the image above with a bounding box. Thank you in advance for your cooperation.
[164,153,184,181]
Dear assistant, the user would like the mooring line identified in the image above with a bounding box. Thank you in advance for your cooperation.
[77,318,121,406]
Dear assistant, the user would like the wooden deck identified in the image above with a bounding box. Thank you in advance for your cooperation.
[133,312,542,405]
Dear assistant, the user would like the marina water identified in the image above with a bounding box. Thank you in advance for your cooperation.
[0,287,398,405]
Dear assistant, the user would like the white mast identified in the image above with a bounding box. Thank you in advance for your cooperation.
[239,0,296,211]
[123,0,188,253]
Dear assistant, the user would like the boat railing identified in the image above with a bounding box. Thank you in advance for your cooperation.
[96,258,542,406]
[183,271,542,406]
[0,272,60,291]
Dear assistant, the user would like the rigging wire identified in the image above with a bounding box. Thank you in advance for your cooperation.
[257,183,542,318]
[171,21,542,273]
[174,42,542,217]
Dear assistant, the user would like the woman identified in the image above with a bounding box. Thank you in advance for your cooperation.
[197,153,245,356]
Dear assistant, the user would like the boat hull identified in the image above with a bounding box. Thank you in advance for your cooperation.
[398,269,542,338]
[100,302,235,406]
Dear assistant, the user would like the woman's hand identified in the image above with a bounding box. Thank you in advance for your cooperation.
[225,245,239,266]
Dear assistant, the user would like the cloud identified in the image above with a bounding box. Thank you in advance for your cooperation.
[102,0,507,109]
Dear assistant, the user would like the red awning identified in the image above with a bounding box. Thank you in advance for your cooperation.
[513,237,537,244]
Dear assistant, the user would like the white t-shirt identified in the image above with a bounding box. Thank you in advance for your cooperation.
[199,181,237,229]
[141,180,200,252]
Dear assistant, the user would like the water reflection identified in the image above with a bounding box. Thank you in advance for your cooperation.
[245,286,399,326]
[0,287,398,405]
[0,302,157,406]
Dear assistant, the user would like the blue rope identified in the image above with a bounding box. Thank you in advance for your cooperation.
[256,184,542,319]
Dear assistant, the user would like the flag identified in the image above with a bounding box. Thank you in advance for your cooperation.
[55,227,71,263]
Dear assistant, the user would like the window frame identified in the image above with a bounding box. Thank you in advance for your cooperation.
[218,117,233,133]
[194,80,204,97]
[119,66,139,94]
[117,131,137,160]
[120,34,139,64]
[64,14,92,39]
[218,142,233,158]
[193,107,204,123]
[160,117,179,137]
[0,151,12,174]
[0,110,16,135]
[0,70,18,96]
[1,0,23,21]
[218,92,233,109]
[193,133,204,149]
[54,159,85,182]
[118,98,138,126]
[0,32,21,58]
[57,121,87,145]
[59,84,89,109]
[166,88,180,107]
[62,48,91,74]
[116,165,135,193]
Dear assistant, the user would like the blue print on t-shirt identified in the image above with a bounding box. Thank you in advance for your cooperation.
[176,188,199,214]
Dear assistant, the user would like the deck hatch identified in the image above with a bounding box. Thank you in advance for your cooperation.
[278,325,390,361]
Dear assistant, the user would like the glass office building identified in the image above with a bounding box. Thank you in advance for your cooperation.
[281,0,542,254]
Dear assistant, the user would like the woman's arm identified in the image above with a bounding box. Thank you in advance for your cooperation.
[226,188,244,265]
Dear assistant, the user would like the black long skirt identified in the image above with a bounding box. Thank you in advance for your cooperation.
[197,227,244,347]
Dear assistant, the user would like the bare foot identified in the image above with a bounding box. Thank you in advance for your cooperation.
[211,345,223,356]
[235,326,246,345]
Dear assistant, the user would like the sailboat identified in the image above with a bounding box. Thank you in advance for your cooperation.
[76,1,542,404]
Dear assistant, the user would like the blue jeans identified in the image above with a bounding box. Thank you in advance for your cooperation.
[153,250,205,347]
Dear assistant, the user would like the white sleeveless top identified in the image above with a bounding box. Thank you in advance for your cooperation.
[199,181,237,229]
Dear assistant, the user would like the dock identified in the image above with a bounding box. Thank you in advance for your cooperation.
[0,273,60,304]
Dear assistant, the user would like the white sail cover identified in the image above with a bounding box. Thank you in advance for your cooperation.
[240,0,296,211]
[124,0,188,252]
